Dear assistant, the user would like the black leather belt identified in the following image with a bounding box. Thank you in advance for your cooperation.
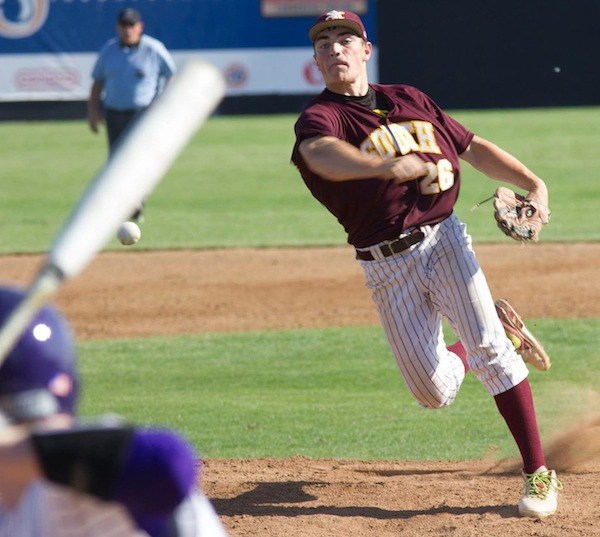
[355,230,425,261]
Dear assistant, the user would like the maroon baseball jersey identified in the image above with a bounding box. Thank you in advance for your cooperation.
[291,84,474,248]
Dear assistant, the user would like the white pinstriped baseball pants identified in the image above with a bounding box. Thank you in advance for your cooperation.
[359,213,528,408]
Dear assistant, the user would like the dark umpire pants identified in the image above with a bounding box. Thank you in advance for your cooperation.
[104,107,146,220]
[105,107,145,154]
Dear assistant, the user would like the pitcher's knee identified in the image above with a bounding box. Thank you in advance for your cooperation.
[409,386,457,409]
[396,351,465,409]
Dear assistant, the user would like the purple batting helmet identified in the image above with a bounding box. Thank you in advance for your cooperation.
[0,286,79,424]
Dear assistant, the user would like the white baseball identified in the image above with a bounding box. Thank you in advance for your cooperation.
[117,221,141,246]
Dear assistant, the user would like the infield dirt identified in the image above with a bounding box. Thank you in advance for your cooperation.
[1,242,599,536]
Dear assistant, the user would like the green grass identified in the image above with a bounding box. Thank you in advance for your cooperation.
[2,107,599,254]
[0,115,343,253]
[78,320,599,461]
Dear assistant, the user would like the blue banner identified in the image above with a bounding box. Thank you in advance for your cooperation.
[0,0,378,53]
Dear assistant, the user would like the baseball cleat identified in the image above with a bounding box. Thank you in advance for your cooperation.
[495,298,551,371]
[518,468,562,519]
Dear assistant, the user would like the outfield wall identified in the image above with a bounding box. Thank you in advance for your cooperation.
[0,0,377,108]
[5,0,596,117]
[378,0,600,109]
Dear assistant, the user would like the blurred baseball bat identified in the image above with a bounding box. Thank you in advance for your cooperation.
[0,59,224,364]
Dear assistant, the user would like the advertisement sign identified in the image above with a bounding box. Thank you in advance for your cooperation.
[0,0,377,101]
[261,0,367,17]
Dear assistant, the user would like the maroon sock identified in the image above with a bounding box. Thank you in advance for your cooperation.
[494,379,546,473]
[447,341,469,372]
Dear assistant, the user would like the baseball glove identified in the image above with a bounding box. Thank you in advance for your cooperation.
[493,187,550,241]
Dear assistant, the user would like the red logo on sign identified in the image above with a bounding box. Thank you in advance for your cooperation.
[15,68,80,91]
[303,61,323,86]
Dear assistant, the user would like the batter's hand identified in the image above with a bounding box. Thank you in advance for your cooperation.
[383,155,437,184]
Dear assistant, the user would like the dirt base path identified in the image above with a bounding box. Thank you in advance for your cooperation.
[1,243,599,535]
[1,243,597,339]
[204,456,600,537]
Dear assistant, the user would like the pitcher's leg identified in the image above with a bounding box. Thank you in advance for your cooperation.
[427,221,528,393]
[362,255,465,409]
[427,218,555,516]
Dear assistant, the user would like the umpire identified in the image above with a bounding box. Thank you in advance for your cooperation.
[87,7,176,153]
[88,8,176,223]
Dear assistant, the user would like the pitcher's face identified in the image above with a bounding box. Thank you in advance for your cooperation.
[313,28,372,91]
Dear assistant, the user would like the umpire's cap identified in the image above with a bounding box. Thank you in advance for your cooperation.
[309,10,368,42]
[0,286,79,425]
[117,7,142,25]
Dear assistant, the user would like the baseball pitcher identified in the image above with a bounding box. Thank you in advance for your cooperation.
[292,10,560,519]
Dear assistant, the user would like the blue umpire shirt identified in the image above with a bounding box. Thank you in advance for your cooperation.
[91,34,176,111]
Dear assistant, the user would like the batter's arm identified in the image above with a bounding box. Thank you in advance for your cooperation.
[460,135,548,205]
[0,426,43,509]
[299,135,433,183]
